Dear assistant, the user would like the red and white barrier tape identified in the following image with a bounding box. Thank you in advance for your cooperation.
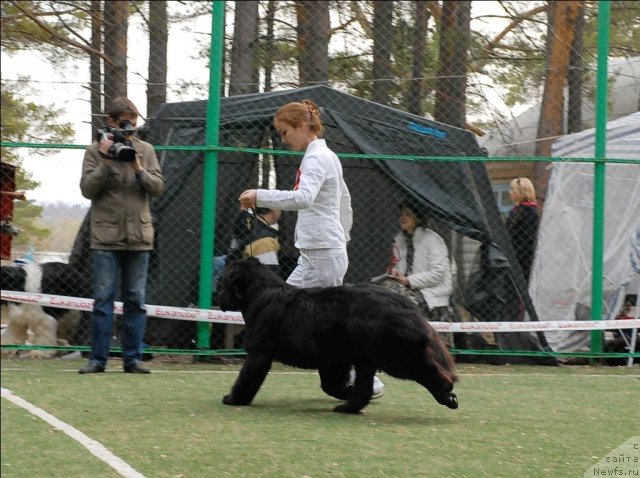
[1,290,243,325]
[2,290,639,332]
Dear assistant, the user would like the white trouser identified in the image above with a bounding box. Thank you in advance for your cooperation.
[286,248,348,288]
[349,369,385,393]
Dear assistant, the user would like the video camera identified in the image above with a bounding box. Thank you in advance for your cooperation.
[95,120,137,162]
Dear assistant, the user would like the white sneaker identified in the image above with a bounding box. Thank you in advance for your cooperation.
[348,369,385,398]
[372,375,385,399]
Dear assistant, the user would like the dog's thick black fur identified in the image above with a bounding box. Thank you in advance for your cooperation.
[218,258,458,414]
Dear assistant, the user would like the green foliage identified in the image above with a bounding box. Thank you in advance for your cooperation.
[1,79,74,152]
[0,0,91,63]
[585,1,640,57]
[1,79,72,250]
[12,201,50,247]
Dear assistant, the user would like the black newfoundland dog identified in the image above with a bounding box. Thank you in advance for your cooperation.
[218,258,458,414]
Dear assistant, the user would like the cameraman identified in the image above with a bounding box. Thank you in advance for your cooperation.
[79,97,165,374]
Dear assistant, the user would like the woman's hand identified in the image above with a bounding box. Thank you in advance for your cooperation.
[239,189,257,210]
[390,269,410,287]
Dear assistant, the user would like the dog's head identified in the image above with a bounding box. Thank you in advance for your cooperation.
[218,257,273,311]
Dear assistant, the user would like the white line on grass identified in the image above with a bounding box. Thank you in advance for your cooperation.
[1,387,146,478]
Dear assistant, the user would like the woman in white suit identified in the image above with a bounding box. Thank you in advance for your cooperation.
[386,202,454,347]
[239,99,352,289]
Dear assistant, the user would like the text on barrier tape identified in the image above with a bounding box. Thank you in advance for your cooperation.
[2,290,639,332]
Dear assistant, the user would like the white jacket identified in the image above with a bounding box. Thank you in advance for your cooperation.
[393,226,453,308]
[256,139,352,249]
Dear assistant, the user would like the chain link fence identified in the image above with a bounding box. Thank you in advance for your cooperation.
[1,1,639,362]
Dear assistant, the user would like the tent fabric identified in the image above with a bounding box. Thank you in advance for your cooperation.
[479,57,640,157]
[71,85,545,354]
[530,112,640,352]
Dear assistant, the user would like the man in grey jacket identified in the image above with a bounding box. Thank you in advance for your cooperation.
[79,97,165,374]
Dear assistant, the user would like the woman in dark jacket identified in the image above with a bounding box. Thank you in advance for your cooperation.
[506,177,538,283]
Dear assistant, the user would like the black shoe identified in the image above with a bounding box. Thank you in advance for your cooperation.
[78,363,105,374]
[124,363,151,374]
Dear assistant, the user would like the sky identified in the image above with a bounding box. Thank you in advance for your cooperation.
[2,8,212,205]
[2,2,515,206]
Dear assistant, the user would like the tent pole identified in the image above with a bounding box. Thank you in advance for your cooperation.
[628,288,639,367]
[589,0,610,361]
[197,1,225,349]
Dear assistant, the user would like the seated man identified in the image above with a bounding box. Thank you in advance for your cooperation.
[212,208,282,351]
[230,207,281,271]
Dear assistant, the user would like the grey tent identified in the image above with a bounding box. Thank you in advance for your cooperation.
[71,85,551,359]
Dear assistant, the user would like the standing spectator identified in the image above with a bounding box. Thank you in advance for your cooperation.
[506,177,538,284]
[1,161,26,262]
[78,97,165,374]
[214,207,282,351]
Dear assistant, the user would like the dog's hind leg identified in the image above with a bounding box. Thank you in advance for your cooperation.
[223,352,273,406]
[333,364,375,414]
[318,364,352,400]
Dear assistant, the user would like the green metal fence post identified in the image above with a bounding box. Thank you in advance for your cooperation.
[590,0,611,356]
[197,0,225,349]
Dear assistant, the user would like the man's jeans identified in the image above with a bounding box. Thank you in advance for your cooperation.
[89,250,150,368]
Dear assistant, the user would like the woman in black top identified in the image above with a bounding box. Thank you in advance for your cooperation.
[506,177,538,283]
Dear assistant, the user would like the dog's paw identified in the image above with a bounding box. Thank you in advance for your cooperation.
[222,394,251,406]
[441,392,458,409]
[333,404,363,414]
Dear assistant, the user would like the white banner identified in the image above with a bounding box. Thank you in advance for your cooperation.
[2,290,639,333]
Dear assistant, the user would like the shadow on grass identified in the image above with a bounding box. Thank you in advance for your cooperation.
[213,396,458,426]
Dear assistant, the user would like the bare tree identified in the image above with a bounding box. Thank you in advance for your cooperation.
[90,0,102,136]
[229,0,259,96]
[103,0,128,104]
[372,0,393,105]
[567,1,585,133]
[534,1,581,202]
[406,1,430,115]
[263,0,276,92]
[147,0,167,119]
[434,0,471,129]
[295,0,330,86]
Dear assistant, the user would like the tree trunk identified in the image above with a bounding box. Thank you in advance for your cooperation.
[567,1,585,133]
[103,0,128,104]
[90,0,102,137]
[263,0,276,93]
[372,0,393,105]
[406,1,430,115]
[147,0,167,120]
[229,0,259,96]
[434,0,471,129]
[534,1,581,204]
[295,1,330,86]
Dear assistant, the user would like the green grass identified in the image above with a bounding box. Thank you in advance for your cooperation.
[1,359,638,478]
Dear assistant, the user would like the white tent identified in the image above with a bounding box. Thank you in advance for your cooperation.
[529,112,640,352]
[480,56,640,157]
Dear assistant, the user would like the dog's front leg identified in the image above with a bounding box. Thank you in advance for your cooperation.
[223,353,273,406]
